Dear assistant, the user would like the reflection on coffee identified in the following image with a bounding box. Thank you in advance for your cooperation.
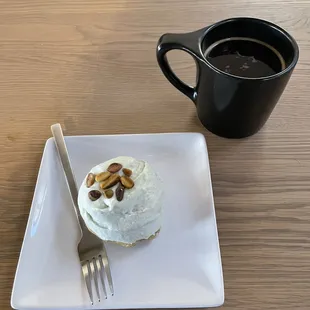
[204,37,286,78]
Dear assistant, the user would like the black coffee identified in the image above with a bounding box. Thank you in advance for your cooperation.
[204,37,286,78]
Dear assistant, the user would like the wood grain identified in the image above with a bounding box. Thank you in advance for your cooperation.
[1,0,310,309]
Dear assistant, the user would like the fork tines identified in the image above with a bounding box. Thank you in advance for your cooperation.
[82,254,114,304]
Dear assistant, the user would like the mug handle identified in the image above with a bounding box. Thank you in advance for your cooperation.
[156,29,206,104]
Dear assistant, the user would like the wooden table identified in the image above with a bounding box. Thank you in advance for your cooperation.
[1,0,310,309]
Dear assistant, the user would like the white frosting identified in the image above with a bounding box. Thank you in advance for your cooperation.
[78,156,163,244]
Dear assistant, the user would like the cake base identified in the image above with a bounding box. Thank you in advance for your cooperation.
[110,229,160,247]
[89,228,160,247]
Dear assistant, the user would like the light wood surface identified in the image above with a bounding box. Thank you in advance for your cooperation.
[1,0,310,309]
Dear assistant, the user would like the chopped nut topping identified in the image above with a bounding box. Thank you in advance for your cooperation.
[86,173,96,187]
[120,176,134,189]
[104,189,114,199]
[95,171,111,182]
[116,183,125,201]
[88,190,102,201]
[100,174,120,189]
[122,168,132,177]
[107,163,122,173]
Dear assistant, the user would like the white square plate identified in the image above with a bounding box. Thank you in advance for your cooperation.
[11,133,224,309]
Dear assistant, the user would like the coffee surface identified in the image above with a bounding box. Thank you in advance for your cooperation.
[205,37,285,78]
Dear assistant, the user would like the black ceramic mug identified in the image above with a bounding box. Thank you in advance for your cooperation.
[156,17,299,138]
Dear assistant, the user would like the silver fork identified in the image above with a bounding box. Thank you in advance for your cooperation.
[51,123,114,304]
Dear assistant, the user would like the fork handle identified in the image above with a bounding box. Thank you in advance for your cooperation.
[51,123,87,234]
